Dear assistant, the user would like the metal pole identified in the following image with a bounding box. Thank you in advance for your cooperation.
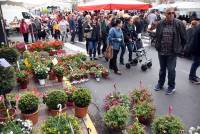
[0,4,8,45]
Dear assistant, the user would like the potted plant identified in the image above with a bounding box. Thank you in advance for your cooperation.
[102,68,109,79]
[134,102,155,125]
[0,119,33,134]
[124,119,146,134]
[0,47,19,64]
[90,67,97,78]
[43,90,67,116]
[0,66,16,122]
[54,65,65,82]
[18,93,39,125]
[46,60,56,80]
[104,92,131,111]
[34,63,48,86]
[41,114,81,134]
[16,70,29,89]
[7,93,17,109]
[95,70,102,82]
[65,85,76,107]
[104,105,129,131]
[73,87,92,118]
[152,115,185,134]
[130,88,152,105]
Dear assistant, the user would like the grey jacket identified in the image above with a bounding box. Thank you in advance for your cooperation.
[155,19,187,54]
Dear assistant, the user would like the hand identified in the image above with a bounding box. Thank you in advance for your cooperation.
[117,38,122,41]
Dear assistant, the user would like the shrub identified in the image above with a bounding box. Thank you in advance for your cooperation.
[0,47,19,64]
[16,70,29,83]
[43,90,67,110]
[124,120,146,134]
[151,115,185,134]
[54,65,65,77]
[18,93,39,114]
[34,63,48,79]
[73,87,92,107]
[104,105,129,130]
[41,114,80,134]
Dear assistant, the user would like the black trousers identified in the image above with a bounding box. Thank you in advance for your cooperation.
[109,49,119,72]
[102,35,107,54]
[23,33,29,43]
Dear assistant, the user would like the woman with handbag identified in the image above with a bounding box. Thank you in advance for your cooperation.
[108,19,124,75]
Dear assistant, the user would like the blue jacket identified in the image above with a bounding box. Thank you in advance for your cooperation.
[107,27,124,50]
[69,18,75,31]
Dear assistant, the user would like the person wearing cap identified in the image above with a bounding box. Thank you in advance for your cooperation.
[154,7,187,95]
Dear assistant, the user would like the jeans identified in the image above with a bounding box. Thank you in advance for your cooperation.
[88,41,97,58]
[158,54,177,88]
[61,31,67,42]
[109,49,119,72]
[120,44,126,63]
[78,28,83,42]
[189,56,200,80]
[127,43,133,61]
[23,33,29,43]
[71,31,76,42]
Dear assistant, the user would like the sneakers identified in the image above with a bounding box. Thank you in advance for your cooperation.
[190,78,200,84]
[166,87,176,95]
[154,84,163,91]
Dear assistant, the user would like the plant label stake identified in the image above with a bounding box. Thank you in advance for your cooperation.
[139,80,143,90]
[17,61,20,71]
[114,83,117,93]
[25,45,28,50]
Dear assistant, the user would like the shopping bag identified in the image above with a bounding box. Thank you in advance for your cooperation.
[105,45,113,60]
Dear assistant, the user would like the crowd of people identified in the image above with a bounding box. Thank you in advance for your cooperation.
[15,8,200,95]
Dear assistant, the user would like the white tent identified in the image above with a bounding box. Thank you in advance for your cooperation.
[151,4,172,11]
[171,1,200,11]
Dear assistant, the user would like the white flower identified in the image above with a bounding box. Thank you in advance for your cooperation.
[9,131,13,134]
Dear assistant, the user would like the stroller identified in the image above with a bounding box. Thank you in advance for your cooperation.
[125,38,152,71]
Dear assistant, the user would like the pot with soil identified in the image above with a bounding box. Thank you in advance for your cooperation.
[54,65,65,82]
[18,93,39,125]
[48,69,56,80]
[16,71,29,89]
[73,87,92,118]
[43,90,67,116]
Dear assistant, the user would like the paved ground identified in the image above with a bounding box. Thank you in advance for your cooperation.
[9,34,200,134]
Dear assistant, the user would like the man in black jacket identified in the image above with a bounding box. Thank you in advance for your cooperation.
[189,23,200,84]
[154,7,186,95]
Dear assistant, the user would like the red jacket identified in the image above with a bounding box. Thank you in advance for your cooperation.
[20,22,29,34]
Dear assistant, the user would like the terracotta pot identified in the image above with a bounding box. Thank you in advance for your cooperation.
[75,106,88,118]
[0,108,16,122]
[48,106,66,116]
[90,73,96,78]
[57,76,63,82]
[66,101,74,107]
[19,81,28,89]
[102,72,109,78]
[21,110,39,125]
[49,70,56,80]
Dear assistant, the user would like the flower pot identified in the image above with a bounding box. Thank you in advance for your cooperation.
[21,110,39,125]
[66,101,74,107]
[75,106,88,118]
[49,70,56,80]
[19,81,28,89]
[39,79,45,86]
[0,108,16,122]
[57,76,63,82]
[90,73,96,78]
[96,77,101,82]
[102,72,109,78]
[48,106,67,116]
[138,115,154,126]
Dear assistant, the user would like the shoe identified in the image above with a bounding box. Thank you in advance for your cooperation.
[166,87,176,95]
[114,71,122,75]
[154,84,163,91]
[98,55,103,58]
[90,57,93,60]
[189,78,200,84]
[120,62,125,65]
[93,57,98,60]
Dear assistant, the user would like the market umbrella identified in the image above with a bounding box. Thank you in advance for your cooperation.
[77,0,151,11]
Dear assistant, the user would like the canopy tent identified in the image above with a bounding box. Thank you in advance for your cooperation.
[171,1,200,11]
[151,4,171,12]
[77,0,151,11]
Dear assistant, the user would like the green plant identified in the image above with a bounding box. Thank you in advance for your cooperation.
[73,87,92,107]
[7,93,17,108]
[130,88,152,104]
[151,115,184,134]
[41,114,81,134]
[16,70,29,83]
[43,90,67,110]
[54,65,65,77]
[104,105,129,129]
[0,47,19,64]
[95,70,102,78]
[124,120,146,134]
[18,93,39,114]
[0,66,16,108]
[134,102,155,120]
[34,63,48,79]
[90,67,97,74]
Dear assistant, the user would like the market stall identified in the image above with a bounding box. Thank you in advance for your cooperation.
[77,0,151,11]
